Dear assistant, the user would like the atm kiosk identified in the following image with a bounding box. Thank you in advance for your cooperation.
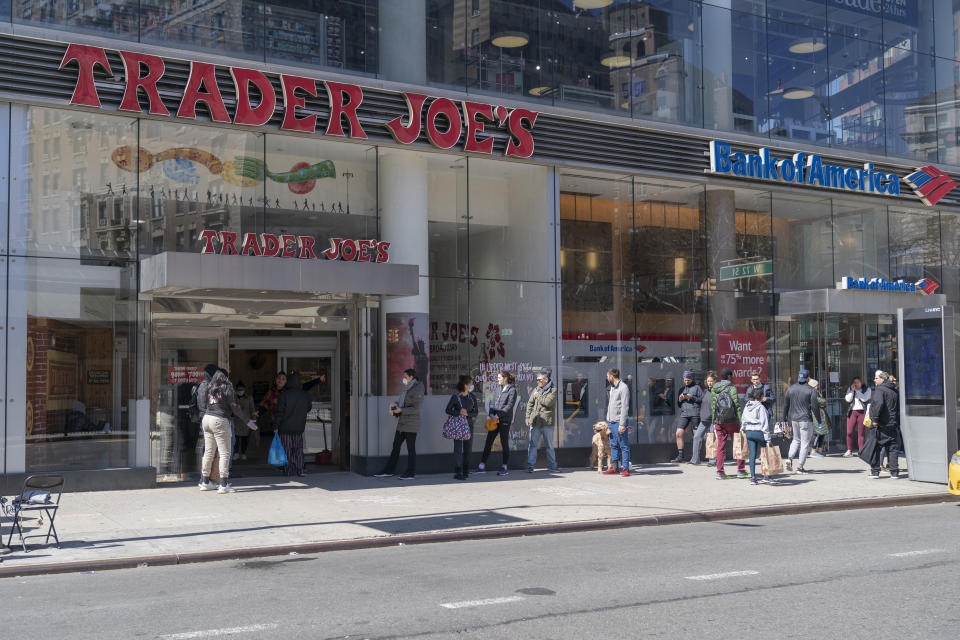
[897,306,958,483]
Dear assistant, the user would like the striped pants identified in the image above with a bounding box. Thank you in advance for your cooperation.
[279,433,305,475]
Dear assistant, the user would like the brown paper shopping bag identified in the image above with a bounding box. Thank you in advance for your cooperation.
[705,432,718,459]
[733,431,750,461]
[761,445,784,475]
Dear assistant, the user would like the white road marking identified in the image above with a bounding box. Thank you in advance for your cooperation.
[685,570,759,581]
[888,549,944,558]
[160,623,279,639]
[440,596,526,609]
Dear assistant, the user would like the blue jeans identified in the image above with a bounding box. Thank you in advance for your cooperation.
[527,425,558,471]
[608,422,630,470]
[745,430,767,477]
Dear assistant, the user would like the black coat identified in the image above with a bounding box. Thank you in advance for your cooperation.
[489,384,517,426]
[274,374,313,435]
[869,381,900,429]
[446,393,479,428]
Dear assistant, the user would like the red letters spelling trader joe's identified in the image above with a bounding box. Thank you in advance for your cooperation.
[59,44,538,159]
[198,230,390,263]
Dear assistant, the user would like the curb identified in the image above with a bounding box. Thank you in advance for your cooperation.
[1,492,957,578]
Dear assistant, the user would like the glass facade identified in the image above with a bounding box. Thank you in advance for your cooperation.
[0,3,959,481]
[10,1,960,164]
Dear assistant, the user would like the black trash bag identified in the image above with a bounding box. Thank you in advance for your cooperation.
[858,426,881,467]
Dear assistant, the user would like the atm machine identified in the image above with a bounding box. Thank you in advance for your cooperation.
[897,306,958,483]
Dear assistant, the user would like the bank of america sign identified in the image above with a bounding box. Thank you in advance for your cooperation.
[708,140,956,207]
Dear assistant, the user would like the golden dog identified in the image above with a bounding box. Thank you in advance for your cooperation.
[589,422,612,473]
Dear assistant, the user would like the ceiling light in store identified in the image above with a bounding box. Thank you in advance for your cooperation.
[574,0,613,8]
[782,87,815,99]
[789,38,826,54]
[491,31,529,48]
[601,52,632,68]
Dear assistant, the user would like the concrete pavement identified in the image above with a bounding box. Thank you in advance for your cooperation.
[2,503,958,639]
[0,455,955,576]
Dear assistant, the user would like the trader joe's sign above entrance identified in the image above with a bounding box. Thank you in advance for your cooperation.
[198,230,390,263]
[59,44,538,158]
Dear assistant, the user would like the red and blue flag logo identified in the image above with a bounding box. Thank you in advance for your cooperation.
[915,278,940,295]
[904,166,957,206]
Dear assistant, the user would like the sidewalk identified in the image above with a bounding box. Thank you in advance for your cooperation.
[1,455,955,576]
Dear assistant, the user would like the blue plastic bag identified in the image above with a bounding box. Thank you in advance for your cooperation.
[268,433,288,467]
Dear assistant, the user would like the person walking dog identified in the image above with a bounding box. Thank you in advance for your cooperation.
[603,367,632,476]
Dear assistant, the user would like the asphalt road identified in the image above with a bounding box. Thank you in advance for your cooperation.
[1,503,958,639]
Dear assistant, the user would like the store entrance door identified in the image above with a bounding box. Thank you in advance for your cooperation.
[279,350,339,465]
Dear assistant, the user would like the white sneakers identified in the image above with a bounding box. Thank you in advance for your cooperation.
[217,483,236,494]
[843,450,853,457]
[198,480,216,491]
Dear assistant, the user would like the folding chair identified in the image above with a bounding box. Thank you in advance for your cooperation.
[6,475,64,552]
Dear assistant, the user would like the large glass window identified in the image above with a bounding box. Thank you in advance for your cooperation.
[14,0,138,40]
[702,6,767,135]
[826,33,886,154]
[766,19,830,147]
[772,193,833,291]
[7,256,137,472]
[10,106,137,259]
[468,158,553,282]
[832,199,889,282]
[138,121,263,256]
[264,137,377,243]
[888,206,941,283]
[885,48,937,162]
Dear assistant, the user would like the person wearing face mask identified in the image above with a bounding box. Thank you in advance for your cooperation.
[232,381,256,462]
[374,369,424,480]
[447,375,480,480]
[477,370,517,476]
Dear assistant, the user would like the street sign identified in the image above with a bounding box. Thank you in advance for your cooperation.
[719,260,773,281]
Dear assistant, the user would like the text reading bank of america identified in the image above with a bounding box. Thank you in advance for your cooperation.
[709,140,958,207]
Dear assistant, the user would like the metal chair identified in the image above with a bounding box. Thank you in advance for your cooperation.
[6,475,64,552]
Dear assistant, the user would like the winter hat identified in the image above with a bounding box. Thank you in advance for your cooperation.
[204,363,218,379]
[797,369,809,383]
[875,370,890,381]
[683,370,695,379]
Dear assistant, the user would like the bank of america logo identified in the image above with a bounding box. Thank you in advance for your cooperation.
[916,277,940,295]
[904,166,957,206]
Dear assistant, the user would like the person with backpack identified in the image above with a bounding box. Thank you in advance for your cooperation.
[781,369,820,474]
[711,368,747,479]
[197,366,258,493]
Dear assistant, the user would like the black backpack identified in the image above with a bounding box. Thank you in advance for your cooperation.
[714,386,738,423]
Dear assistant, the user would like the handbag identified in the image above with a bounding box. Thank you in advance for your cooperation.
[858,426,881,467]
[442,396,473,440]
[705,432,718,459]
[268,432,288,467]
[484,415,500,432]
[761,445,784,475]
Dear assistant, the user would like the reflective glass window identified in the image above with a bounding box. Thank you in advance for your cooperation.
[265,1,378,75]
[934,56,960,166]
[140,1,261,61]
[702,6,767,136]
[826,0,882,44]
[13,0,137,40]
[6,256,138,472]
[826,33,886,154]
[137,121,263,257]
[884,49,937,162]
[888,206,941,283]
[766,19,831,148]
[10,106,137,259]
[772,193,833,290]
[832,199,889,281]
[469,158,553,282]
[263,137,377,246]
[881,2,935,55]
[933,1,960,62]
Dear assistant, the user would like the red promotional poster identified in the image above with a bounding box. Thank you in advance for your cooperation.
[167,365,206,385]
[386,313,430,396]
[717,331,767,393]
